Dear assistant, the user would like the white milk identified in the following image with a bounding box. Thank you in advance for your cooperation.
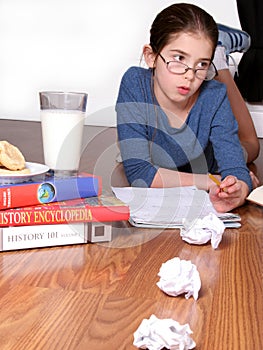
[40,110,85,171]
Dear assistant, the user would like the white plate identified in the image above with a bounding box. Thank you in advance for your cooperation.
[0,162,50,184]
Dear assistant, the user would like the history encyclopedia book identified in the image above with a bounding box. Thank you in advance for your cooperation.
[0,195,130,227]
[0,172,102,210]
[0,221,113,251]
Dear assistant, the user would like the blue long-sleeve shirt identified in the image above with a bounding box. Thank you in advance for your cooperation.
[116,66,252,191]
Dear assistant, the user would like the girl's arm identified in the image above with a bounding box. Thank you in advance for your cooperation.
[151,167,214,190]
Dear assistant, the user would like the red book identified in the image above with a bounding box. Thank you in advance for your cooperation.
[0,172,102,210]
[0,195,130,227]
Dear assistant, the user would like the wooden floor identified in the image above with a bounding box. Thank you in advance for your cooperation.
[0,119,262,350]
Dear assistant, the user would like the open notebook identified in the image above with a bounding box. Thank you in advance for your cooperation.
[112,186,241,229]
[246,185,263,206]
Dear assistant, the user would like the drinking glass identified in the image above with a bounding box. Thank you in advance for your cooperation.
[39,91,88,176]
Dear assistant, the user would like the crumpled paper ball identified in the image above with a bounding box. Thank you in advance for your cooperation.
[133,314,196,350]
[180,212,225,249]
[156,257,201,300]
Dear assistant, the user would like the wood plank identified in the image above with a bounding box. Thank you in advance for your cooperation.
[0,284,107,350]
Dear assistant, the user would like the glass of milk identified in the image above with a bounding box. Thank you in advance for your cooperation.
[39,91,88,176]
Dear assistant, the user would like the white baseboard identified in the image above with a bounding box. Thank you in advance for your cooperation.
[247,103,263,138]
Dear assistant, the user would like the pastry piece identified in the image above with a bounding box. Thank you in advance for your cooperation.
[0,141,26,170]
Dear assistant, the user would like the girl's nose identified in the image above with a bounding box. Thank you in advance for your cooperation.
[184,68,195,81]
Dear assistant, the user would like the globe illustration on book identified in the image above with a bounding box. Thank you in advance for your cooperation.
[37,182,56,204]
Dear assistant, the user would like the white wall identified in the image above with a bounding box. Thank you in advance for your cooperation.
[0,0,242,126]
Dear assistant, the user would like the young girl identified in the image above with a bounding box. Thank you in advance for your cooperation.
[116,3,252,213]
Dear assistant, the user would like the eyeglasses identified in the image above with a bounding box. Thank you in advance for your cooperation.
[158,53,218,81]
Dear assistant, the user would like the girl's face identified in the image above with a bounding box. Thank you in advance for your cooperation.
[149,31,214,111]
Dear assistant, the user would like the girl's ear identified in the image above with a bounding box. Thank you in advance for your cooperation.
[143,45,156,68]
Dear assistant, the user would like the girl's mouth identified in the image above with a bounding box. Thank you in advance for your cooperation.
[177,86,190,95]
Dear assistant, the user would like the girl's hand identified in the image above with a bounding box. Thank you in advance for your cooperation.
[209,175,249,212]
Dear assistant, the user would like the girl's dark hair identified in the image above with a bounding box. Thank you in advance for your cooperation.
[149,3,218,59]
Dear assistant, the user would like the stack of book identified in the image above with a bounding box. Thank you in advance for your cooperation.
[0,172,130,251]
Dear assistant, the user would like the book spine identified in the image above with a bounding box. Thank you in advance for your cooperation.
[0,204,130,227]
[0,176,101,210]
[0,223,87,251]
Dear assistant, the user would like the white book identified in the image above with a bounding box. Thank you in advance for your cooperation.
[246,185,263,206]
[0,222,112,251]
